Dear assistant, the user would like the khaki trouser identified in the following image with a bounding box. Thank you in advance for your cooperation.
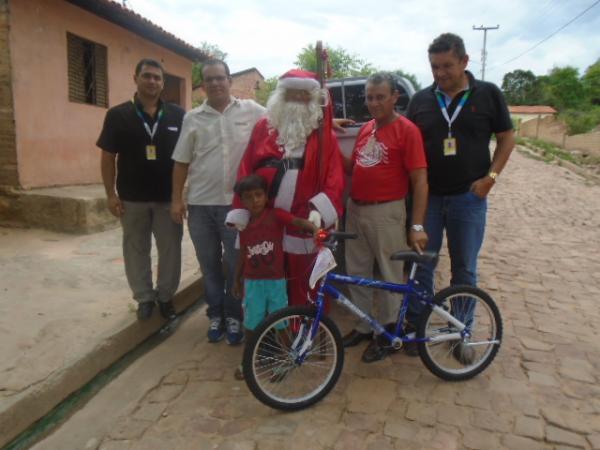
[121,201,183,304]
[345,198,408,334]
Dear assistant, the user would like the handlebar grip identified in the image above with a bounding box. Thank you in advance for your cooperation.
[329,231,358,240]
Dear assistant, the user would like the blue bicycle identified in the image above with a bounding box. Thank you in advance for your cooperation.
[242,230,502,411]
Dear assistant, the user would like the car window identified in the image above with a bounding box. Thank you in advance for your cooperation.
[344,84,371,123]
[396,85,410,112]
[330,86,345,120]
[329,78,412,122]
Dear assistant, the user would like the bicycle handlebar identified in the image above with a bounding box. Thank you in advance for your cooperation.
[328,231,358,240]
[315,229,357,245]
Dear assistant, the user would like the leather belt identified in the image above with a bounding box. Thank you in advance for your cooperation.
[256,157,304,199]
[351,198,399,206]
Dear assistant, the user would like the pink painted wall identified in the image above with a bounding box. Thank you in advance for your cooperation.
[9,0,193,189]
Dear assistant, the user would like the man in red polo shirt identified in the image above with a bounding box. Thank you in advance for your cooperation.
[341,72,429,363]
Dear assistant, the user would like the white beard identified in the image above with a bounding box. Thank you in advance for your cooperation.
[266,88,322,157]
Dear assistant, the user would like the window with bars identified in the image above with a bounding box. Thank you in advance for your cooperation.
[67,33,108,107]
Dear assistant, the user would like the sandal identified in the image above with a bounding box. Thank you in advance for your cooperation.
[234,365,244,380]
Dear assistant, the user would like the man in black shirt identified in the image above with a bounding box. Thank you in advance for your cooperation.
[406,33,514,359]
[97,58,185,320]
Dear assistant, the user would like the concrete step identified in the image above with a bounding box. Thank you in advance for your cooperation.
[0,184,118,233]
[0,275,203,449]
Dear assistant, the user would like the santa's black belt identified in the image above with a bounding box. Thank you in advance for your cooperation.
[255,157,305,199]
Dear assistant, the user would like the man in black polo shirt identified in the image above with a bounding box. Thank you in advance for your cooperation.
[406,33,514,360]
[97,58,185,320]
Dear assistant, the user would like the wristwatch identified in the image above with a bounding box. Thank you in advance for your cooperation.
[488,171,498,181]
[411,224,425,232]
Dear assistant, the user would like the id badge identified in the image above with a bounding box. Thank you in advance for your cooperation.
[443,138,457,156]
[146,144,157,160]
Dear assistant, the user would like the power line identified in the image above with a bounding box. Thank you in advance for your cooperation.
[490,0,560,57]
[490,0,600,70]
[535,0,563,24]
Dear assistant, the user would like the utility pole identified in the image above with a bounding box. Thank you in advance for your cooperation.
[472,25,499,80]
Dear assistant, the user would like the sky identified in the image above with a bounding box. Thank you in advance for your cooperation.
[126,0,600,89]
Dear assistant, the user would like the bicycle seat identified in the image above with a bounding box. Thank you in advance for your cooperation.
[390,251,438,264]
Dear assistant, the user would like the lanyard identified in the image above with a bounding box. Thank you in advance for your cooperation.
[132,100,163,142]
[435,90,471,138]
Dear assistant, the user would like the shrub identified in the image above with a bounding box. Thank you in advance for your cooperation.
[559,106,600,135]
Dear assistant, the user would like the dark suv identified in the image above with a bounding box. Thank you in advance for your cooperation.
[327,75,416,157]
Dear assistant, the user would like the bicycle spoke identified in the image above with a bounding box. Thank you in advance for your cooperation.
[418,286,502,381]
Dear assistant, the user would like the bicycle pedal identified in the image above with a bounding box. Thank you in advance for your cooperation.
[390,337,403,350]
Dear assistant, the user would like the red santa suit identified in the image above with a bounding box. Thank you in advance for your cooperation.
[226,71,345,307]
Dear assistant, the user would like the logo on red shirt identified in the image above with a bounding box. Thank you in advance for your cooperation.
[356,136,389,168]
[247,240,275,257]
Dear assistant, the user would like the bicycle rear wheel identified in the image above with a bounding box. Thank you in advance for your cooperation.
[417,285,502,381]
[242,306,344,411]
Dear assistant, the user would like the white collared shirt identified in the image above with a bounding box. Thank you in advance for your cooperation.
[172,97,265,205]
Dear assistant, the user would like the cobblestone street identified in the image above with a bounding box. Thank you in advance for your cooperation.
[35,148,600,450]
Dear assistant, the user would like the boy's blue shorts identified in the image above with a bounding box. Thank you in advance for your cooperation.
[243,279,288,330]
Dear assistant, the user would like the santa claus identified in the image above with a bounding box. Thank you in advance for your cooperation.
[226,69,345,306]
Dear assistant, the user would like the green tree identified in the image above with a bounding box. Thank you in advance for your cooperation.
[192,42,228,87]
[501,69,542,105]
[255,76,278,106]
[560,106,600,134]
[391,69,422,91]
[295,44,376,79]
[543,66,585,110]
[582,59,600,106]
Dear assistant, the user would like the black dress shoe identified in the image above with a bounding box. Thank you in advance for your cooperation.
[158,300,177,320]
[403,322,419,357]
[342,330,373,347]
[361,338,390,363]
[137,301,155,320]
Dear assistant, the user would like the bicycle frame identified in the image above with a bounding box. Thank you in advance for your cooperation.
[308,263,469,350]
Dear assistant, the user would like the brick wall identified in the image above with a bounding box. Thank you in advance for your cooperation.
[231,71,263,100]
[0,0,18,187]
[520,116,566,147]
[565,132,600,157]
[520,115,600,156]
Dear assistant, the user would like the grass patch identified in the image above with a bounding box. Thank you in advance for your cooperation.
[516,137,600,167]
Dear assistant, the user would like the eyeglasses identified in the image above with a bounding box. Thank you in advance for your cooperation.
[140,73,163,82]
[204,75,229,84]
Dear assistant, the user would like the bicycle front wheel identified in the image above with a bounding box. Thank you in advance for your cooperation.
[417,285,502,381]
[242,306,344,411]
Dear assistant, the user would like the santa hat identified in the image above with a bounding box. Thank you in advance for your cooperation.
[277,69,321,91]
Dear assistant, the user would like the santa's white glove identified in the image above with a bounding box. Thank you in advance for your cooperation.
[227,222,246,232]
[224,209,249,231]
[308,210,322,228]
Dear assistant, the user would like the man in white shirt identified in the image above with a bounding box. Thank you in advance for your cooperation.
[171,59,265,345]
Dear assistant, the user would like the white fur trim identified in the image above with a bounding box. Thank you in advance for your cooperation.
[309,193,338,228]
[225,208,250,229]
[274,169,299,212]
[278,77,320,91]
[283,233,316,254]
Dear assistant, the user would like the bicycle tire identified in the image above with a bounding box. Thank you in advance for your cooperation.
[242,306,344,411]
[417,285,502,381]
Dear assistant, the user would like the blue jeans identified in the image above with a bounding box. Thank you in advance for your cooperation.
[407,191,487,326]
[187,205,241,320]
